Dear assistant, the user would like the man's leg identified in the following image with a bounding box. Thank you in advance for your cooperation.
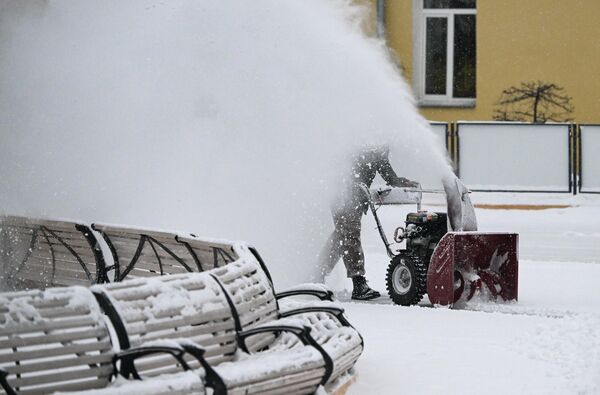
[334,208,380,300]
[316,229,343,281]
[336,209,365,278]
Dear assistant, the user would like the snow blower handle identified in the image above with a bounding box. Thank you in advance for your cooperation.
[403,187,446,194]
[358,183,396,258]
[376,187,392,196]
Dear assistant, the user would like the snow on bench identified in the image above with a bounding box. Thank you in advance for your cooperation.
[84,223,363,385]
[91,272,329,395]
[0,286,205,395]
[210,258,364,388]
[1,218,364,393]
[53,371,204,395]
[0,216,107,290]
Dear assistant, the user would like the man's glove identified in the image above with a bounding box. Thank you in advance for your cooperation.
[398,178,420,188]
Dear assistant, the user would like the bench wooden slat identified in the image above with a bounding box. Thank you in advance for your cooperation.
[125,259,192,272]
[0,326,107,348]
[125,262,191,275]
[224,366,325,393]
[176,235,238,254]
[18,261,95,280]
[20,259,96,275]
[1,222,82,234]
[6,227,90,246]
[29,252,97,266]
[108,248,195,273]
[227,281,269,299]
[122,263,186,276]
[203,353,233,367]
[107,239,185,258]
[98,228,180,243]
[108,237,190,254]
[36,304,95,319]
[126,314,233,335]
[19,377,109,395]
[331,350,361,379]
[102,279,208,301]
[46,276,93,287]
[9,364,113,388]
[35,220,89,232]
[132,325,235,346]
[244,333,277,353]
[0,339,112,363]
[0,316,98,336]
[132,355,202,376]
[239,306,279,328]
[37,237,94,250]
[123,269,162,278]
[5,353,112,375]
[1,300,88,317]
[0,293,69,304]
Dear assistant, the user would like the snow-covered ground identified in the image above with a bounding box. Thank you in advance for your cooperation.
[327,193,600,394]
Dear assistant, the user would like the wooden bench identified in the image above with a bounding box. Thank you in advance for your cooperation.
[0,286,206,395]
[0,216,107,290]
[91,272,330,395]
[1,218,363,393]
[209,257,363,388]
[87,225,362,384]
[92,224,335,305]
[90,224,237,281]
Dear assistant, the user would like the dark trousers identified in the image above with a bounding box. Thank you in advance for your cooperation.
[319,205,365,278]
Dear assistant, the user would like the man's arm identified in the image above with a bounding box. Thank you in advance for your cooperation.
[377,153,419,188]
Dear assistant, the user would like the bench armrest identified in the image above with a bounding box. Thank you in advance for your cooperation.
[236,325,311,353]
[115,345,205,380]
[276,284,334,301]
[237,325,334,385]
[279,306,352,327]
[0,368,16,395]
[280,307,364,350]
[115,344,232,395]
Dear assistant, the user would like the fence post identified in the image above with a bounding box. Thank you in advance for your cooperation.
[576,123,582,194]
[570,124,575,195]
[453,122,460,177]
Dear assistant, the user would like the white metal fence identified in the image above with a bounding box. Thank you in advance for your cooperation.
[428,121,599,194]
[456,122,572,193]
[579,125,600,193]
[429,122,448,152]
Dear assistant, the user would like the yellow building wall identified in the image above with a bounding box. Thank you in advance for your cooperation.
[379,0,600,123]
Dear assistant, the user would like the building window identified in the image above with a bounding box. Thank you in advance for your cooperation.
[413,0,476,107]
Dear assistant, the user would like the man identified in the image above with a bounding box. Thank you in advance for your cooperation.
[319,145,419,300]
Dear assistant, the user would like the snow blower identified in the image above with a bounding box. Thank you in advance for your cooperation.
[360,177,518,308]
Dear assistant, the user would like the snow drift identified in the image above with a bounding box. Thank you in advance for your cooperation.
[0,0,452,285]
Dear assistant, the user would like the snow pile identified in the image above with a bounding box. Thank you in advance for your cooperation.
[0,292,42,327]
[0,0,452,286]
[215,346,323,386]
[0,286,101,328]
[96,274,228,324]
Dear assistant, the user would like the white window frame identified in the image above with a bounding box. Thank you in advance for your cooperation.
[412,0,476,107]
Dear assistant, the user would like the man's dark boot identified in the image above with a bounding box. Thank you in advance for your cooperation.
[351,276,381,300]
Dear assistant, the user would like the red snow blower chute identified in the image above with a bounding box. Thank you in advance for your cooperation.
[361,177,518,308]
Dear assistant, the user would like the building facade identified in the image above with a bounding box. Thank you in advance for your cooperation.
[368,0,600,123]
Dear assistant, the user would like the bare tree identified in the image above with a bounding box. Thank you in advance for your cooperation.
[493,81,574,123]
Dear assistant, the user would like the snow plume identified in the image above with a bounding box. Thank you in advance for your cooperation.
[0,0,453,285]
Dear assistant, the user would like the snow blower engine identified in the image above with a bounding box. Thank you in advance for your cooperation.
[360,177,518,308]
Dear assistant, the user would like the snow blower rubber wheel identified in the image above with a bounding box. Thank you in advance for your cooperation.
[386,253,428,306]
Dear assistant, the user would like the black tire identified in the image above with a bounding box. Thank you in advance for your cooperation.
[386,253,428,306]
